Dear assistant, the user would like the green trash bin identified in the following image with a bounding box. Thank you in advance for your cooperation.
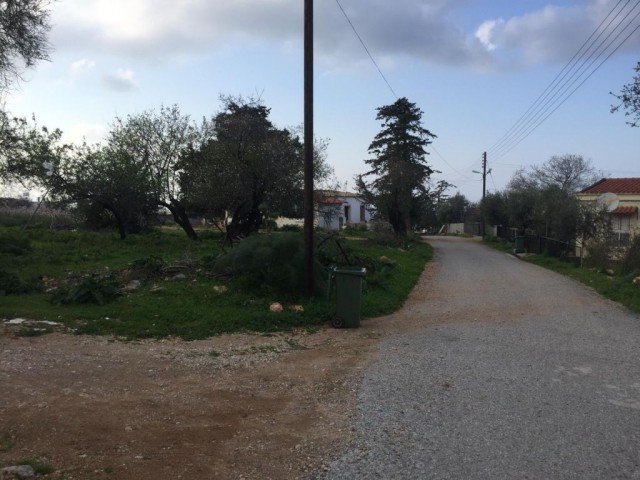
[514,236,526,254]
[331,267,366,328]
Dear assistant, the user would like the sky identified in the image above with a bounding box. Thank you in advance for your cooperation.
[4,0,640,202]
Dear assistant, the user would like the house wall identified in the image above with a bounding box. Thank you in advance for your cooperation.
[317,195,372,230]
[576,193,640,236]
[576,193,640,256]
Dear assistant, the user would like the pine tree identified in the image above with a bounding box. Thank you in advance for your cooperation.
[359,97,436,236]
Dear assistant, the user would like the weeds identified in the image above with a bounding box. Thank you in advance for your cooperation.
[0,228,433,339]
[0,432,15,452]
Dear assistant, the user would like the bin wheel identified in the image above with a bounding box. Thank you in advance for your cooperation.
[331,317,345,329]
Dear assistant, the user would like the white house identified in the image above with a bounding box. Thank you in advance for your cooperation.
[316,190,372,230]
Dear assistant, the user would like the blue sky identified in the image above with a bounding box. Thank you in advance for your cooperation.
[5,0,640,201]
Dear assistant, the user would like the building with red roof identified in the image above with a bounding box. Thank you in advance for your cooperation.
[577,178,640,246]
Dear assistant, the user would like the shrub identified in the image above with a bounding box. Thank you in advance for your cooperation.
[51,273,122,305]
[583,239,613,271]
[212,232,326,297]
[621,235,640,275]
[0,269,42,295]
[130,255,165,278]
[278,224,302,232]
[0,232,32,256]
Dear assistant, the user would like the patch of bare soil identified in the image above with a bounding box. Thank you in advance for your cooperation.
[0,262,438,480]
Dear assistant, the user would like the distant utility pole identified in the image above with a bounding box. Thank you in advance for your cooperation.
[303,0,314,298]
[473,152,488,238]
[481,151,487,238]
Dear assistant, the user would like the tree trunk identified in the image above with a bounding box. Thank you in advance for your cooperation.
[160,199,199,240]
[98,202,127,240]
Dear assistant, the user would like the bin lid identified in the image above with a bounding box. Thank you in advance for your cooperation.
[334,267,366,276]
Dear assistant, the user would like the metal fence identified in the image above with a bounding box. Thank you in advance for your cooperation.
[521,234,582,262]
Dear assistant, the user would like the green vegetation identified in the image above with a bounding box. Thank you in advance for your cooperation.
[484,238,640,314]
[14,458,54,475]
[0,432,15,452]
[0,224,432,340]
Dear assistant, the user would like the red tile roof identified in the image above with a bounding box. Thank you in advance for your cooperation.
[318,197,345,205]
[611,206,638,215]
[580,178,640,194]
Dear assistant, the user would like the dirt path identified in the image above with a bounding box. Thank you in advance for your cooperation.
[1,247,440,479]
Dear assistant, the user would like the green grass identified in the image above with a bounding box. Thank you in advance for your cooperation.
[1,226,432,339]
[14,458,54,475]
[0,433,15,452]
[484,239,640,314]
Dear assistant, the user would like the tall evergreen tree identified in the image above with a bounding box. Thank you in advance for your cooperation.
[357,97,436,236]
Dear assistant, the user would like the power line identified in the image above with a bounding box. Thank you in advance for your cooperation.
[334,0,398,99]
[487,0,632,156]
[487,0,640,161]
[335,0,469,183]
[492,13,640,161]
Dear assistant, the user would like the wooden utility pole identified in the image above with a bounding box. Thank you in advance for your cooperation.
[303,0,314,298]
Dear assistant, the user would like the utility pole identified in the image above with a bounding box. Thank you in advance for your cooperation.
[303,0,314,298]
[481,151,487,238]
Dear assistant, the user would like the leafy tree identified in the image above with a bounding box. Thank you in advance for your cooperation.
[180,97,328,241]
[436,192,469,225]
[531,185,579,242]
[55,146,158,238]
[0,0,52,92]
[495,154,600,239]
[358,97,436,236]
[504,184,540,235]
[107,104,202,239]
[529,154,601,193]
[611,61,640,128]
[0,118,158,239]
[480,191,509,228]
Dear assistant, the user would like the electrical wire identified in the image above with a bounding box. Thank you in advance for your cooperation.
[334,0,473,184]
[487,0,632,156]
[492,16,640,161]
[487,0,640,161]
[334,0,398,99]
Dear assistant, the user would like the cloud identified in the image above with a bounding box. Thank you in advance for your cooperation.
[49,0,640,71]
[69,58,96,76]
[478,1,640,67]
[102,68,138,92]
[475,19,502,52]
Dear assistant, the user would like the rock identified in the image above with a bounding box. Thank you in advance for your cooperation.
[289,304,304,313]
[605,269,615,276]
[379,256,396,265]
[269,302,283,313]
[1,465,36,479]
[123,280,142,292]
[633,276,640,285]
[171,274,187,281]
[213,285,228,294]
[5,318,27,325]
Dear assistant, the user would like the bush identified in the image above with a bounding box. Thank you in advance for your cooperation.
[583,239,613,271]
[0,268,42,295]
[278,224,302,232]
[0,232,32,256]
[51,273,122,305]
[212,232,326,297]
[621,235,640,275]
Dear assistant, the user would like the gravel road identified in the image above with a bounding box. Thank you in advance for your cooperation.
[317,236,640,480]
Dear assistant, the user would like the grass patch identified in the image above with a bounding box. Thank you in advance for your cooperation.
[14,458,54,475]
[484,239,640,314]
[0,433,15,452]
[0,227,432,339]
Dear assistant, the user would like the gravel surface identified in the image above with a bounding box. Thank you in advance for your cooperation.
[316,236,640,480]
